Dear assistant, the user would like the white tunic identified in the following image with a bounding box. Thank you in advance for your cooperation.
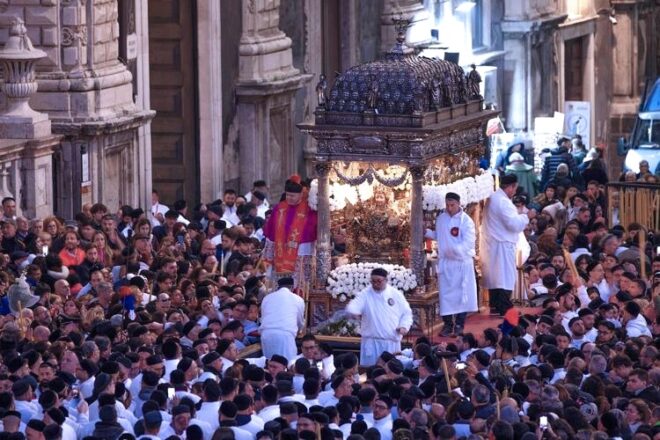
[480,188,529,291]
[346,284,413,366]
[434,209,478,316]
[259,287,305,361]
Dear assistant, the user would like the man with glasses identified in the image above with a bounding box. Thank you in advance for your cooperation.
[346,267,413,366]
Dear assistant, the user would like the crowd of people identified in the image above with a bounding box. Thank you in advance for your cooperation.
[0,133,657,440]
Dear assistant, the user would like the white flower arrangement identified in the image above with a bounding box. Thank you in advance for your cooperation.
[309,171,494,212]
[422,171,495,211]
[326,262,417,300]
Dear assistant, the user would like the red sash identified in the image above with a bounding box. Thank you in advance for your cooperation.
[274,201,309,273]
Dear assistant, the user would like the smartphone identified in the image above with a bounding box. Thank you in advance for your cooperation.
[456,362,467,370]
[42,245,49,256]
[167,387,175,400]
[540,416,548,429]
[177,235,185,245]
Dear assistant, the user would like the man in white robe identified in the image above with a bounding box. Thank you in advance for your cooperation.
[346,268,413,366]
[480,174,535,315]
[429,192,478,336]
[259,277,305,362]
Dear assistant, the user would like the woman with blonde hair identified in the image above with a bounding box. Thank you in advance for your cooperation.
[92,231,114,267]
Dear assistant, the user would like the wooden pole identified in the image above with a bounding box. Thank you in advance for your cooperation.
[442,358,451,394]
[640,229,647,280]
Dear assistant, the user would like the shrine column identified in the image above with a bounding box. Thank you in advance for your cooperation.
[315,161,332,288]
[410,164,426,287]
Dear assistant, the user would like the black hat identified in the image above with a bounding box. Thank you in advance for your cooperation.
[270,354,288,367]
[80,359,99,377]
[177,357,193,373]
[276,380,294,394]
[284,178,303,193]
[207,205,223,217]
[245,365,265,382]
[280,402,297,415]
[10,251,29,262]
[48,377,67,394]
[500,174,518,186]
[202,351,221,365]
[101,361,119,375]
[93,373,112,396]
[39,390,57,409]
[376,394,393,409]
[331,375,346,390]
[371,268,388,278]
[11,379,30,397]
[144,410,163,426]
[172,405,191,417]
[27,420,46,432]
[99,405,117,422]
[46,407,65,425]
[7,356,25,373]
[234,394,252,411]
[473,349,491,367]
[182,321,198,337]
[142,371,160,388]
[277,277,295,288]
[3,410,21,420]
[386,359,404,375]
[146,355,163,366]
[445,192,460,202]
[216,339,232,356]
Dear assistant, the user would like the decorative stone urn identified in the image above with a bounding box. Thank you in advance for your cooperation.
[0,17,51,139]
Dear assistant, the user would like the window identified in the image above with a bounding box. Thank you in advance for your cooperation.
[471,0,484,49]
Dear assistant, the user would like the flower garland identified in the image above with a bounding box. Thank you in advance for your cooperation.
[308,170,494,212]
[422,172,494,211]
[326,262,417,301]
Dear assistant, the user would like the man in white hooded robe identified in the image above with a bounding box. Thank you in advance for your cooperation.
[346,268,413,366]
[428,192,478,336]
[480,174,535,315]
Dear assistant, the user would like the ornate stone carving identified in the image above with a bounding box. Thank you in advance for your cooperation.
[0,17,51,139]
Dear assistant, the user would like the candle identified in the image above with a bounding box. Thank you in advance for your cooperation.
[220,252,225,276]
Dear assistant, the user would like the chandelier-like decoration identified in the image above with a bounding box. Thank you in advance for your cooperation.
[333,163,410,187]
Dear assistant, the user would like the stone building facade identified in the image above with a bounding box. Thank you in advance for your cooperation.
[0,0,658,216]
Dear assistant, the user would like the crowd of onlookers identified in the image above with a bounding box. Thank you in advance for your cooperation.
[0,134,657,440]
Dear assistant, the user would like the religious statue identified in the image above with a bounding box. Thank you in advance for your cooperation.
[367,79,379,111]
[442,71,455,106]
[466,64,482,100]
[347,187,410,262]
[430,76,442,110]
[316,74,328,107]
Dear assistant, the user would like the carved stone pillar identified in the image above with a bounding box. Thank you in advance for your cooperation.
[380,0,431,54]
[0,18,50,139]
[315,161,332,288]
[410,164,426,287]
[237,0,311,197]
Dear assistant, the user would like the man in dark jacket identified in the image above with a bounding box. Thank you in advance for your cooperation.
[626,368,660,405]
[540,137,582,190]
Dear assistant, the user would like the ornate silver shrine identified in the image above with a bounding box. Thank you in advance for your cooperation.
[299,20,498,287]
